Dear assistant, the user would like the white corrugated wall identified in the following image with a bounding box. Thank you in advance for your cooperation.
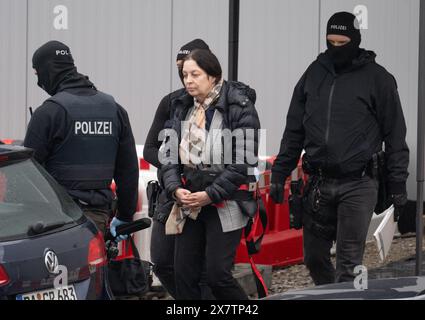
[0,0,420,197]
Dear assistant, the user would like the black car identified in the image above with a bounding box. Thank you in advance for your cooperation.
[0,145,112,300]
[265,276,425,300]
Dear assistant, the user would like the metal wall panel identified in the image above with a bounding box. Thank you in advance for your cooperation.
[238,0,320,155]
[0,0,27,139]
[1,0,421,199]
[170,0,229,91]
[320,0,420,197]
[26,0,172,144]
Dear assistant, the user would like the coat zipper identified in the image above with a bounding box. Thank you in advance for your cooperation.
[325,79,336,145]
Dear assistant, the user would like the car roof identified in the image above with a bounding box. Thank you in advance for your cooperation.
[0,145,34,162]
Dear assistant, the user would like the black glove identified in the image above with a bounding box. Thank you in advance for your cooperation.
[391,193,408,222]
[270,183,284,204]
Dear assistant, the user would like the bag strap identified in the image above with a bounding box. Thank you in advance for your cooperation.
[244,194,267,254]
[243,193,268,298]
[125,237,141,260]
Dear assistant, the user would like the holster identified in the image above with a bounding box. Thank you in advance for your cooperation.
[302,176,337,241]
[289,179,304,230]
[147,171,174,224]
[373,151,390,214]
[146,180,161,218]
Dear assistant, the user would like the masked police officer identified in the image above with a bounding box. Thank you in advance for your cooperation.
[24,41,138,240]
[270,12,409,285]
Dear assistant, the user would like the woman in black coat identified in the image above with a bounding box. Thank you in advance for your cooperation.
[162,49,260,300]
[143,40,211,299]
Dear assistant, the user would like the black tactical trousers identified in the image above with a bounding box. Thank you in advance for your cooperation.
[150,220,177,298]
[302,174,378,285]
[83,208,110,236]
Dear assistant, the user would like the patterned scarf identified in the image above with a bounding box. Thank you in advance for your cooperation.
[179,79,223,167]
[173,79,223,222]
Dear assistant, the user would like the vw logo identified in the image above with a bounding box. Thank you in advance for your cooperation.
[44,250,59,274]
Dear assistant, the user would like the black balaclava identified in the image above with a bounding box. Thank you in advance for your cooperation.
[176,39,210,84]
[32,40,93,96]
[326,12,361,72]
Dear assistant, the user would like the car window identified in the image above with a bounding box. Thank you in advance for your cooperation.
[0,159,83,241]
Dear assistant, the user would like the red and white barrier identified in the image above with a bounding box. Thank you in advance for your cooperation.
[112,145,156,262]
[234,156,305,267]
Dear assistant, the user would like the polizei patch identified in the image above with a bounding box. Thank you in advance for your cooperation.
[74,120,113,136]
[330,24,347,30]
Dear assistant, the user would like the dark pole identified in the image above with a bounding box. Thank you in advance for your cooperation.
[416,0,425,276]
[228,0,240,81]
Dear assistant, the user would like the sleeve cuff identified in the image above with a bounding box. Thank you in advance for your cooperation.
[167,183,182,199]
[205,186,223,204]
[271,171,287,184]
[115,213,133,223]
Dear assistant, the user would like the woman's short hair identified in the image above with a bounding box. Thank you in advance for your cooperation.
[184,49,222,83]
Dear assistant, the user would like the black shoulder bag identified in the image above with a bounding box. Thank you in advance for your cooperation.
[108,238,150,296]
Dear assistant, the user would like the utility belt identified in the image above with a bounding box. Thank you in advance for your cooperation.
[75,199,112,212]
[295,151,386,239]
[182,166,256,201]
[302,153,382,181]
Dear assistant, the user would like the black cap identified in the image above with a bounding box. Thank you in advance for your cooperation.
[176,39,210,61]
[32,40,74,69]
[32,40,77,95]
[326,12,361,46]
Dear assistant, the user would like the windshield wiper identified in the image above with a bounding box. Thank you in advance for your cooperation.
[27,221,67,236]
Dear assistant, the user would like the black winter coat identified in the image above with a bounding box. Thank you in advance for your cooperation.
[143,88,186,169]
[271,49,409,194]
[162,81,261,204]
[143,88,185,223]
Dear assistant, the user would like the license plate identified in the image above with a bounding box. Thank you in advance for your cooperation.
[16,285,77,300]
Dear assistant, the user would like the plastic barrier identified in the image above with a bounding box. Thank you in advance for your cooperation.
[234,157,306,267]
[131,170,157,262]
[111,145,156,261]
[111,174,156,262]
[1,139,23,145]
